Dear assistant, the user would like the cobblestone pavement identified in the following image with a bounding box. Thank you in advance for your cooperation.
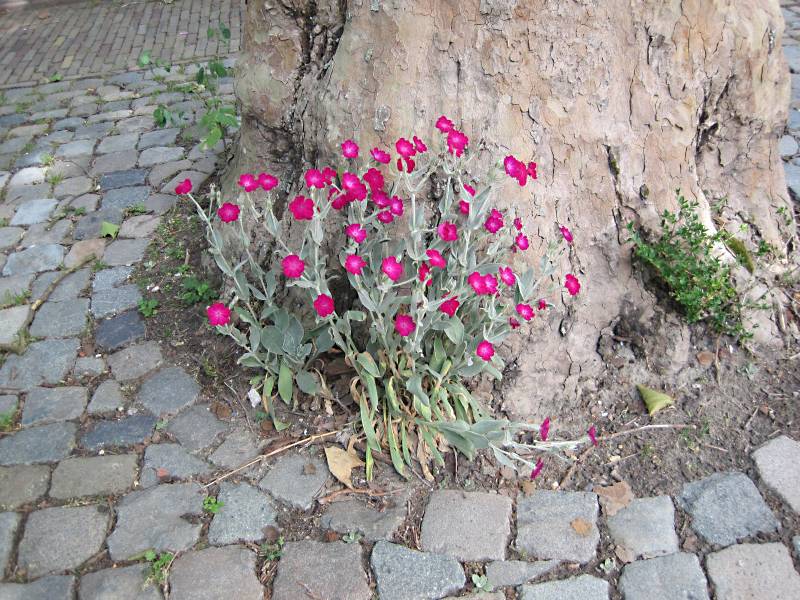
[0,0,243,88]
[0,5,799,600]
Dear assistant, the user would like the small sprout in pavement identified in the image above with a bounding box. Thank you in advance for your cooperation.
[0,218,8,227]
[0,410,15,432]
[138,298,159,317]
[342,531,363,544]
[155,419,169,431]
[2,289,31,306]
[125,203,148,216]
[92,259,109,272]
[202,495,224,514]
[259,536,284,561]
[41,153,55,166]
[49,73,63,82]
[471,574,492,592]
[144,550,173,585]
[46,172,64,186]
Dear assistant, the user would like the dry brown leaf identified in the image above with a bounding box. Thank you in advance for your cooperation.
[595,481,634,516]
[696,350,715,367]
[615,545,635,563]
[303,462,317,476]
[570,518,592,536]
[324,446,364,489]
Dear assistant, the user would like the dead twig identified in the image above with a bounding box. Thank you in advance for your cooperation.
[201,429,343,489]
[317,487,404,505]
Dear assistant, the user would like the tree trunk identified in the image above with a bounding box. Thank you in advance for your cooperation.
[230,0,793,421]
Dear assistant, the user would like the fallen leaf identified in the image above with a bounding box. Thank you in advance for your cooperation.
[259,420,274,434]
[595,481,634,516]
[696,350,715,367]
[636,384,675,416]
[521,479,536,496]
[302,462,317,476]
[155,468,169,479]
[211,402,232,419]
[570,518,592,536]
[324,446,364,489]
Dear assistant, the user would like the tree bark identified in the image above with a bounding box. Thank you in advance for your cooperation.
[231,0,793,420]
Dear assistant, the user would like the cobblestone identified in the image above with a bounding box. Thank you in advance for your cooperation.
[0,465,50,509]
[209,482,277,545]
[138,366,200,416]
[752,435,800,512]
[21,386,87,426]
[87,380,126,414]
[0,512,19,574]
[81,415,157,450]
[79,565,161,600]
[169,546,262,600]
[273,540,370,600]
[166,405,227,451]
[618,553,709,600]
[141,443,212,487]
[258,452,329,510]
[706,543,800,600]
[371,540,465,600]
[50,454,137,499]
[519,575,608,600]
[0,576,75,599]
[0,338,79,391]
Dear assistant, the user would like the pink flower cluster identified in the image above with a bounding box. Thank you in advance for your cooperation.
[504,155,537,187]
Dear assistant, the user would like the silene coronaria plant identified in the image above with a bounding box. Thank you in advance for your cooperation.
[178,116,596,480]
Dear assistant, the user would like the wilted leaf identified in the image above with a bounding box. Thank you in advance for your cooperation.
[324,446,364,489]
[595,481,634,516]
[570,518,593,537]
[636,384,674,416]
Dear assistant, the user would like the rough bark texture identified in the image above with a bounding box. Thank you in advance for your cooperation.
[232,0,792,420]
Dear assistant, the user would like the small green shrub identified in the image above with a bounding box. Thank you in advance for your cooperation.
[627,193,749,337]
[138,298,159,317]
[181,276,217,305]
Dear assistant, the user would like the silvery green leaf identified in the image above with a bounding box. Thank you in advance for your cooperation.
[295,370,319,395]
[345,310,366,322]
[518,267,536,300]
[234,271,250,302]
[315,329,334,353]
[459,360,483,377]
[264,210,279,236]
[444,316,464,345]
[273,309,289,330]
[234,307,256,326]
[288,279,316,289]
[357,288,377,312]
[237,353,263,368]
[297,343,312,360]
[484,363,503,380]
[311,219,323,245]
[285,316,303,349]
[492,446,518,470]
[249,324,261,351]
[467,186,491,228]
[261,326,285,355]
[406,374,430,406]
[357,352,381,377]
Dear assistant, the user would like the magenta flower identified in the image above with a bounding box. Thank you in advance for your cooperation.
[314,294,335,317]
[564,274,581,296]
[397,156,416,173]
[371,147,391,164]
[559,225,573,244]
[459,200,470,215]
[540,417,550,441]
[288,196,314,220]
[341,172,367,201]
[499,267,516,286]
[363,168,384,192]
[413,136,427,153]
[527,161,538,180]
[530,458,544,480]
[258,172,278,191]
[390,196,404,216]
[396,138,416,159]
[346,223,367,244]
[435,115,454,133]
[463,183,475,197]
[504,155,527,186]
[446,129,469,157]
[484,215,503,234]
[322,166,337,184]
[468,271,489,295]
[331,193,348,210]
[238,173,258,192]
[426,249,446,269]
[437,221,458,242]
[206,302,231,326]
[514,217,523,231]
[418,262,431,286]
[440,296,459,317]
[382,256,404,281]
[372,191,391,208]
[341,139,359,158]
[476,340,495,361]
[509,317,520,329]
[281,255,305,279]
[174,178,192,195]
[394,314,416,337]
[217,202,240,223]
[538,299,548,310]
[484,274,498,295]
[377,210,394,224]
[305,169,326,189]
[516,303,534,321]
[345,254,366,275]
[588,425,598,446]
[515,233,530,251]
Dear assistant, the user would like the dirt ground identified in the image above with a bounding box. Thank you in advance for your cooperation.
[131,184,800,598]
